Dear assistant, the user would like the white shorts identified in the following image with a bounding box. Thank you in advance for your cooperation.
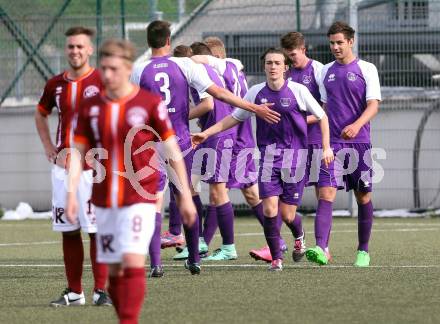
[51,165,97,233]
[95,203,156,264]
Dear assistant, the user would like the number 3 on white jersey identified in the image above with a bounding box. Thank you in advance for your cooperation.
[155,72,171,105]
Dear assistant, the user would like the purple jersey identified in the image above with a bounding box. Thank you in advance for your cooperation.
[131,55,213,146]
[287,59,323,145]
[232,80,325,167]
[191,64,235,138]
[320,58,381,144]
[207,56,256,150]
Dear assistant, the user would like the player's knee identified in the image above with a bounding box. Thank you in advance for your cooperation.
[355,191,371,205]
[263,200,278,217]
[242,187,260,207]
[209,184,228,206]
[318,187,336,202]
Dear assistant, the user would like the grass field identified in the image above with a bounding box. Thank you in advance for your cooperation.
[1,217,440,324]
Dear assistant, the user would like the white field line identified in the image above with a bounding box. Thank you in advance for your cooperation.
[0,227,439,247]
[0,264,439,269]
[1,222,438,228]
[234,222,440,228]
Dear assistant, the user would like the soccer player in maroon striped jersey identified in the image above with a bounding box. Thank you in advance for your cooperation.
[35,26,110,307]
[67,38,197,324]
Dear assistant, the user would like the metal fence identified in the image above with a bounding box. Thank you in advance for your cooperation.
[0,0,439,211]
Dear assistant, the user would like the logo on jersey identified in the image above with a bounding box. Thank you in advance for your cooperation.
[347,72,357,82]
[328,73,336,82]
[302,75,312,85]
[83,85,100,98]
[127,107,148,127]
[90,105,100,117]
[56,86,62,94]
[260,98,268,104]
[280,98,291,107]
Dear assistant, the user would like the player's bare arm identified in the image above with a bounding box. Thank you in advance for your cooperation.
[162,136,197,227]
[188,96,214,120]
[34,110,58,163]
[318,115,334,167]
[341,99,379,140]
[190,54,209,65]
[191,115,240,148]
[206,84,279,124]
[65,142,86,225]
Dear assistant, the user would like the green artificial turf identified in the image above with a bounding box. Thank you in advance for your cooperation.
[0,217,439,324]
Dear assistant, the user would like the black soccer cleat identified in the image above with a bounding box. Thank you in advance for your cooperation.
[93,289,112,306]
[184,260,201,275]
[148,265,164,278]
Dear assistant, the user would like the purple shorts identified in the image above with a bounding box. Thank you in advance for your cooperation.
[305,144,341,189]
[227,148,258,189]
[158,140,195,195]
[258,164,306,206]
[332,143,373,192]
[192,134,235,184]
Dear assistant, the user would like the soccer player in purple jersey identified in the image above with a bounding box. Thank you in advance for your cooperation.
[192,48,333,271]
[281,32,337,262]
[131,21,280,275]
[186,41,239,260]
[305,21,381,267]
[192,38,289,263]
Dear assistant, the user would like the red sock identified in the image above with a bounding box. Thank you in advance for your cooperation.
[89,234,108,291]
[108,275,122,315]
[62,233,84,294]
[119,268,146,324]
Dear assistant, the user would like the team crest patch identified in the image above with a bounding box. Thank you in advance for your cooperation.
[83,85,100,98]
[302,75,312,84]
[347,72,357,81]
[280,98,291,107]
[127,107,148,126]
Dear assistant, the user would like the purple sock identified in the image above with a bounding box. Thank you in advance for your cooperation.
[276,213,287,248]
[203,205,218,245]
[192,195,204,237]
[358,201,373,252]
[252,202,265,226]
[264,216,282,260]
[216,202,235,245]
[284,214,304,239]
[149,212,162,267]
[168,193,182,236]
[183,213,200,264]
[292,214,304,238]
[326,224,332,248]
[315,199,333,250]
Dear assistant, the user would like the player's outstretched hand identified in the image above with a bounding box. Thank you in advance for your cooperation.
[191,132,208,148]
[178,196,197,227]
[341,123,361,140]
[255,103,280,124]
[322,146,335,168]
[66,193,79,225]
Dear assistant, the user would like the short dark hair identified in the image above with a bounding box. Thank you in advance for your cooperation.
[173,45,193,57]
[65,26,94,38]
[147,20,171,49]
[98,39,136,63]
[280,32,305,50]
[260,47,291,66]
[190,42,212,55]
[327,21,355,40]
